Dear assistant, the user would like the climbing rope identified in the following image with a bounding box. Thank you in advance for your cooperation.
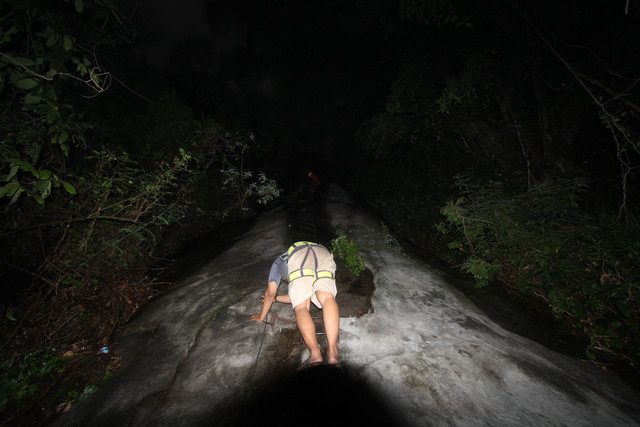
[249,314,269,384]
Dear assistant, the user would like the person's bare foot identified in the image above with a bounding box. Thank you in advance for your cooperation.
[308,345,323,364]
[326,347,339,365]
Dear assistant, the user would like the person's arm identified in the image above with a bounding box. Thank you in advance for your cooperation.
[251,281,278,322]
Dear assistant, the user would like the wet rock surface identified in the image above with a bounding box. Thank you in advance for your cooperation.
[53,185,640,427]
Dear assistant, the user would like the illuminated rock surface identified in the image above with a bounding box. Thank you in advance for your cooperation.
[54,185,640,427]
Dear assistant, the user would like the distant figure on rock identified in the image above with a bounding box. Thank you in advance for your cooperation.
[251,241,340,368]
[307,171,321,194]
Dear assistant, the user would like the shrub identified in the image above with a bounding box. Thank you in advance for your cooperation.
[331,231,365,276]
[0,348,65,415]
[436,175,640,367]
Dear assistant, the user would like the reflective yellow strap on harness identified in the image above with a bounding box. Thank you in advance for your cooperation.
[288,268,334,282]
[287,241,319,257]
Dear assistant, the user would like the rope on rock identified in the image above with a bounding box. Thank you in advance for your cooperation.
[249,314,269,384]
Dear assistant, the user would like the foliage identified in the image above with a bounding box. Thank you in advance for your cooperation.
[398,0,473,29]
[352,50,499,245]
[213,131,280,215]
[0,345,117,423]
[184,121,281,217]
[0,348,65,416]
[0,4,281,423]
[0,0,132,207]
[331,231,365,276]
[99,90,200,162]
[1,117,281,426]
[1,118,281,325]
[0,140,198,425]
[436,175,640,367]
[349,0,640,375]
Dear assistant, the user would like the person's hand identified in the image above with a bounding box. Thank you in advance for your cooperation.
[250,313,262,322]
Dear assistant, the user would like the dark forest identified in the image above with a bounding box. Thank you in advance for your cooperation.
[1,0,639,424]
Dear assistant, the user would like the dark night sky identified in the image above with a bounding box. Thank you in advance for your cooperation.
[131,0,212,68]
[121,0,404,176]
[116,0,640,185]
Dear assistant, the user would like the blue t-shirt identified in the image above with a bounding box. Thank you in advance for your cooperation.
[268,253,288,284]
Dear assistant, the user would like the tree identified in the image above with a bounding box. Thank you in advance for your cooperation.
[0,0,131,206]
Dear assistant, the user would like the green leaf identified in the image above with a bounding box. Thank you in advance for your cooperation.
[12,56,35,67]
[16,78,39,90]
[24,93,42,104]
[0,181,20,198]
[75,0,84,14]
[63,35,73,51]
[10,189,21,205]
[12,160,37,175]
[1,26,18,44]
[32,143,42,164]
[46,33,59,48]
[35,179,52,199]
[61,181,76,195]
[38,169,52,180]
[447,241,463,249]
[2,165,20,181]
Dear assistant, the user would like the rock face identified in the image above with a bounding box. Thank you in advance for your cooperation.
[54,185,640,427]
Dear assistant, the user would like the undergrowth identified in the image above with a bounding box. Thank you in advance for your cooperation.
[435,175,639,369]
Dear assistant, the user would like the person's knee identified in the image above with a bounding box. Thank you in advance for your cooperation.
[315,290,336,306]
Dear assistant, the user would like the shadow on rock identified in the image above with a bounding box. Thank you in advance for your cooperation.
[216,364,411,427]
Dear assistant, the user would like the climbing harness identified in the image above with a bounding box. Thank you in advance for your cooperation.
[286,242,334,284]
[286,241,321,257]
[288,269,334,281]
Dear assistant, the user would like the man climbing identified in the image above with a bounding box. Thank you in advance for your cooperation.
[251,241,340,367]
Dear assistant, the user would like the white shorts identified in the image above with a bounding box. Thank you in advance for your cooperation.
[287,245,337,308]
